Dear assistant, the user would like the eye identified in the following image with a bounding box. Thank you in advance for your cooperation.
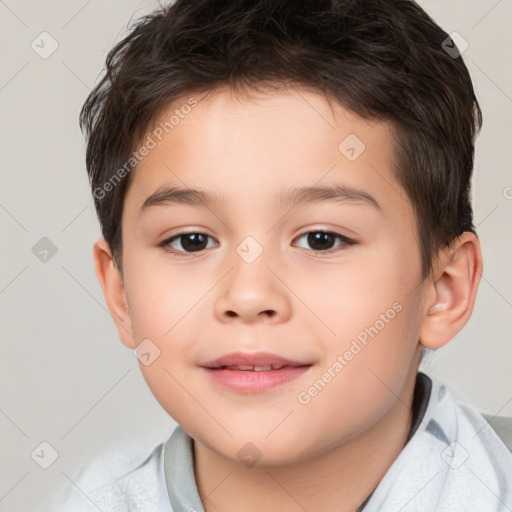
[293,230,356,253]
[159,229,356,256]
[159,231,218,255]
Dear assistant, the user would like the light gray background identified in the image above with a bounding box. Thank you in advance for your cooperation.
[0,0,511,510]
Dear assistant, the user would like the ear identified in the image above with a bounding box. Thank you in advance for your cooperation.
[93,238,135,349]
[419,232,482,350]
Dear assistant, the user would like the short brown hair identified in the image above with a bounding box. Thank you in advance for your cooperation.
[80,0,482,278]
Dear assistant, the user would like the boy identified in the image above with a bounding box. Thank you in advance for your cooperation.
[64,0,512,510]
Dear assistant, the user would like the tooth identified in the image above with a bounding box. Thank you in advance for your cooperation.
[224,365,276,371]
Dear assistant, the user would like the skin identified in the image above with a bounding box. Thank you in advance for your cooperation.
[94,84,482,512]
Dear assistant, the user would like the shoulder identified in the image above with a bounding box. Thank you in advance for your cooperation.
[365,374,512,511]
[412,376,512,505]
[421,376,512,470]
[42,440,174,512]
[429,376,512,456]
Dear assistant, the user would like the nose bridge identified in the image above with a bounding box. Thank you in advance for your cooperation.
[230,231,277,297]
[214,232,291,323]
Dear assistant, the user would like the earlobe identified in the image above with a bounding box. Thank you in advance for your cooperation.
[419,232,482,350]
[93,238,135,349]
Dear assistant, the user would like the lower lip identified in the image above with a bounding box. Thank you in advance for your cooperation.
[201,365,312,392]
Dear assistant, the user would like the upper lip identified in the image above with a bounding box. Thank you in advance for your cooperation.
[200,351,311,369]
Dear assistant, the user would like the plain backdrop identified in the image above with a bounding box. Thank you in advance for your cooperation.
[0,0,511,509]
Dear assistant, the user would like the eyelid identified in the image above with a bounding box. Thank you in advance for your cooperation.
[159,227,357,256]
[293,230,356,252]
[158,229,218,252]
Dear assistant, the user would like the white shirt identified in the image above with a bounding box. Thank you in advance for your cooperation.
[45,372,512,511]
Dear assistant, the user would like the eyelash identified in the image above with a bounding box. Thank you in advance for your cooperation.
[158,230,357,256]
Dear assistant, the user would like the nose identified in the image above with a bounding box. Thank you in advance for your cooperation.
[214,253,292,325]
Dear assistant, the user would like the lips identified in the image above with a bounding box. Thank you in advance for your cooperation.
[200,351,311,370]
[200,351,313,392]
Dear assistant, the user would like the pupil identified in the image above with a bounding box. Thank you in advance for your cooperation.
[182,233,207,252]
[179,232,336,252]
[308,232,334,251]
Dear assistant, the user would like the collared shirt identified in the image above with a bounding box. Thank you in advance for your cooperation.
[48,372,512,511]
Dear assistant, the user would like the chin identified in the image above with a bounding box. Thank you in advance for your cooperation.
[201,430,314,468]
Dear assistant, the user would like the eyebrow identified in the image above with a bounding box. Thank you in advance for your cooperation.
[139,184,382,215]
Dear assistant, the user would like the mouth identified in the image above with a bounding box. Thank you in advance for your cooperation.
[200,351,313,392]
[200,351,311,369]
[208,364,297,371]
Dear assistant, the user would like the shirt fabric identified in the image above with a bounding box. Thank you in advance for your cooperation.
[51,371,512,511]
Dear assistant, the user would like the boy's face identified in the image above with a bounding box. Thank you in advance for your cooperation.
[116,86,429,464]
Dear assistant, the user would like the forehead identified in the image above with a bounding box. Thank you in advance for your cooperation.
[124,85,410,221]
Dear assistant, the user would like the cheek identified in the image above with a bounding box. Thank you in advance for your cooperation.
[122,255,208,403]
[307,251,411,339]
[293,301,420,454]
[124,253,202,338]
[309,254,421,417]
